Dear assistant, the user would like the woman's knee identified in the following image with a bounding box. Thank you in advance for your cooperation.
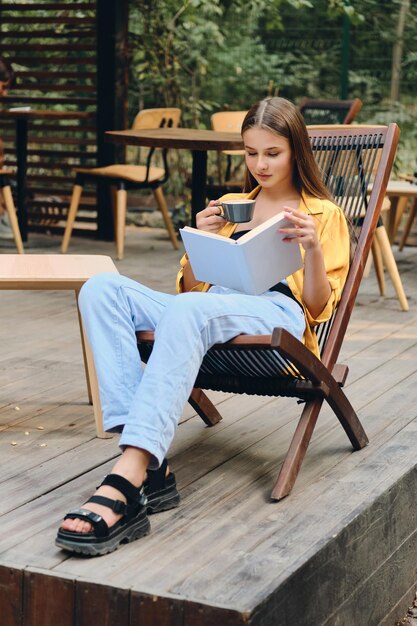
[79,272,123,314]
[161,292,211,326]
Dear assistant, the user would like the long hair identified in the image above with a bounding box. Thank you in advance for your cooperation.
[241,97,332,201]
[0,57,15,86]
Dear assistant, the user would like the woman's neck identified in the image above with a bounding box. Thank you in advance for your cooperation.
[235,184,301,232]
[256,182,300,205]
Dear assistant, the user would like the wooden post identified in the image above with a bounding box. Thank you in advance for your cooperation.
[390,0,411,103]
[96,0,129,240]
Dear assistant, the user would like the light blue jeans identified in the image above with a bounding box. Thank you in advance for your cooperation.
[78,273,306,468]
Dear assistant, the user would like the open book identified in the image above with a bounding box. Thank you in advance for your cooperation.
[180,212,303,295]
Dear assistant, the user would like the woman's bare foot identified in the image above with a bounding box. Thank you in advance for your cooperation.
[60,447,151,534]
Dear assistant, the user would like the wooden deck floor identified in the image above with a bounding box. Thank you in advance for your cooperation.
[0,226,416,626]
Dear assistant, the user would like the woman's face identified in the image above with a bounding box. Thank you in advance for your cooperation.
[243,127,294,192]
[0,80,10,96]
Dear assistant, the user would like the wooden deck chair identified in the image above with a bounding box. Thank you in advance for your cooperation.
[137,124,400,501]
[61,108,181,260]
[299,98,363,125]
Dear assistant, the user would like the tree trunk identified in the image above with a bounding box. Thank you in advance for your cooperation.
[390,0,410,103]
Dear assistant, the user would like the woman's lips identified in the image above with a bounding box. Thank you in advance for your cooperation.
[256,173,271,180]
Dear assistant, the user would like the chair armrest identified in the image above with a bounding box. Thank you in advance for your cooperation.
[271,327,347,388]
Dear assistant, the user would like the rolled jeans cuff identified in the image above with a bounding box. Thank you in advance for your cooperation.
[119,428,165,470]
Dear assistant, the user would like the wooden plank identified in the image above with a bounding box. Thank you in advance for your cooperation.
[0,2,96,9]
[23,570,75,626]
[0,566,23,626]
[3,17,95,25]
[130,592,184,626]
[75,580,130,626]
[184,603,250,626]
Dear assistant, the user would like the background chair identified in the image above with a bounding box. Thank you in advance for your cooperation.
[306,122,408,311]
[398,175,417,251]
[0,169,24,253]
[61,108,181,260]
[137,124,400,501]
[299,97,363,125]
[207,110,247,200]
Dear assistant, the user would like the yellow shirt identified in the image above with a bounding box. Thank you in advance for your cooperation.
[176,187,350,358]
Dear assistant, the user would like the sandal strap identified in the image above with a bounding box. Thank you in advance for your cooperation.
[144,458,168,492]
[64,508,109,538]
[100,473,147,506]
[89,495,128,515]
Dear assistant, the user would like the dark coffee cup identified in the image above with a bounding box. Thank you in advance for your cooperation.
[216,199,256,223]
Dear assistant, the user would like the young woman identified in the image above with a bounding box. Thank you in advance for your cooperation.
[56,97,350,556]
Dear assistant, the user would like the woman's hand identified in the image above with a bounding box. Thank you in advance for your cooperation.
[280,207,331,317]
[279,208,320,252]
[196,201,225,232]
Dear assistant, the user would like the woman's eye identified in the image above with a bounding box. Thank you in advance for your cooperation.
[268,153,279,157]
[246,152,257,156]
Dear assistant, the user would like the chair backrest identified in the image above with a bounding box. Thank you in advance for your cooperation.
[211,111,247,156]
[300,98,363,125]
[307,124,399,369]
[132,107,181,130]
[129,108,181,178]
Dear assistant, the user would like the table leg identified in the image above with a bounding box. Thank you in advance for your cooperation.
[75,289,110,439]
[16,118,28,241]
[191,150,208,227]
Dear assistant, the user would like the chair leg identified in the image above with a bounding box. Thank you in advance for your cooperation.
[115,187,127,260]
[153,186,179,250]
[1,185,24,254]
[271,399,323,501]
[110,185,118,234]
[61,183,83,253]
[371,236,385,296]
[374,224,409,311]
[188,388,223,426]
[387,196,408,243]
[75,289,110,439]
[271,373,369,501]
[392,196,409,243]
[399,198,417,251]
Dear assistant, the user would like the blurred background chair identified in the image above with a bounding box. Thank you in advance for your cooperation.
[206,110,247,200]
[0,169,24,253]
[397,174,417,251]
[61,107,181,260]
[299,97,363,125]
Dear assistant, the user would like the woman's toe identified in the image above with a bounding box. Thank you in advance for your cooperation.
[61,518,92,534]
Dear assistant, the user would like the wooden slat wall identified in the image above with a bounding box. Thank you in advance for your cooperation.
[0,1,99,232]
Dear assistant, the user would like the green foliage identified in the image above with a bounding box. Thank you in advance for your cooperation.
[127,0,417,194]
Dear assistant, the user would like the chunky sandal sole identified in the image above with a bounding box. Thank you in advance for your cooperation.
[144,466,180,514]
[147,489,180,514]
[56,513,150,557]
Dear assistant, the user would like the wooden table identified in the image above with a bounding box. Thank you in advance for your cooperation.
[106,127,244,226]
[0,109,94,241]
[0,254,118,438]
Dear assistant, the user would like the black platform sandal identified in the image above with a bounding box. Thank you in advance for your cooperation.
[55,474,150,556]
[144,458,180,514]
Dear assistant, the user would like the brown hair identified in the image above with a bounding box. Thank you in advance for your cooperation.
[241,97,332,201]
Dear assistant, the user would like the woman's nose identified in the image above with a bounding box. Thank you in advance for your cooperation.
[256,157,268,171]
